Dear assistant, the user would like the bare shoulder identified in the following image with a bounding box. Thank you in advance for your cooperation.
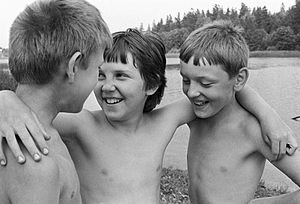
[0,152,61,203]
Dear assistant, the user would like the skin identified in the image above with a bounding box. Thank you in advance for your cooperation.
[0,53,297,203]
[0,49,104,204]
[53,57,195,204]
[181,58,300,204]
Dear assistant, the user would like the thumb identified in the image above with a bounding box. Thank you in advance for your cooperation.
[286,134,298,155]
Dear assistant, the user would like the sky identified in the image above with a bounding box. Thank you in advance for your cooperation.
[0,0,296,48]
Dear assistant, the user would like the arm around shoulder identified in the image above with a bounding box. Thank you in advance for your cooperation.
[158,97,196,127]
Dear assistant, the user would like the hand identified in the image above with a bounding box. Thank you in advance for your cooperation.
[0,90,50,166]
[261,112,298,161]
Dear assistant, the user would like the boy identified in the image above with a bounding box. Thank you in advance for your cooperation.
[0,0,111,203]
[0,29,297,203]
[180,20,300,203]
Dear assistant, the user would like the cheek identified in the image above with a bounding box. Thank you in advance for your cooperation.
[93,83,102,97]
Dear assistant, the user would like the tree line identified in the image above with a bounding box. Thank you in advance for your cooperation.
[139,2,300,52]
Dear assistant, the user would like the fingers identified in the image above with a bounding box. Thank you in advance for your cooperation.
[15,124,42,162]
[286,143,298,156]
[278,140,287,160]
[26,119,49,155]
[3,125,26,164]
[271,139,280,157]
[0,133,7,166]
[31,111,51,141]
[286,134,298,156]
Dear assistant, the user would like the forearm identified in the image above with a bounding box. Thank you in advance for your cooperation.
[236,85,276,120]
[249,190,300,204]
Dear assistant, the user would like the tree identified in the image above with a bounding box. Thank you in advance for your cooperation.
[160,28,189,52]
[247,29,268,51]
[270,26,296,50]
[182,9,200,32]
[139,23,144,32]
[175,12,181,29]
[285,1,300,33]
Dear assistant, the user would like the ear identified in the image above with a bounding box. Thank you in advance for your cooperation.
[67,52,82,83]
[145,86,159,96]
[234,67,249,92]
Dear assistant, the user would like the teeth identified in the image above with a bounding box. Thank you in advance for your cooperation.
[195,101,207,106]
[105,98,122,104]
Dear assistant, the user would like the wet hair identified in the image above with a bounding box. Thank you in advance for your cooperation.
[9,0,112,84]
[104,28,167,112]
[180,20,249,78]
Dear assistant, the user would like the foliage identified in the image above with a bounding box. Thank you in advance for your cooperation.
[160,28,189,51]
[160,167,289,204]
[0,69,17,91]
[270,26,296,50]
[145,2,300,52]
[247,29,268,51]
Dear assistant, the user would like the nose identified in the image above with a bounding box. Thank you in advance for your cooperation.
[101,79,116,92]
[187,81,201,98]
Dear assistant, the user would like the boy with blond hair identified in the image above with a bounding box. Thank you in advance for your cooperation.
[180,20,300,204]
[0,0,111,203]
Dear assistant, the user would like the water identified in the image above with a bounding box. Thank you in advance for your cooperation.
[84,57,300,189]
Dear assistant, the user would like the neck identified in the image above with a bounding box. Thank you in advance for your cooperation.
[105,113,145,136]
[15,84,59,127]
[205,96,242,126]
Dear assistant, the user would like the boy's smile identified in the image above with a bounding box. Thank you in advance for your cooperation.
[94,56,148,122]
[103,97,124,105]
[180,57,236,119]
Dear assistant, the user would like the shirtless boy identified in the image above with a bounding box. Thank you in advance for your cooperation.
[0,0,111,203]
[180,20,300,204]
[0,28,297,204]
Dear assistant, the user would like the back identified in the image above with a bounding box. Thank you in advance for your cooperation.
[187,101,266,204]
[0,129,81,204]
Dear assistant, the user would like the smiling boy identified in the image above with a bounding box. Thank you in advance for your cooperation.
[181,20,300,204]
[0,28,297,204]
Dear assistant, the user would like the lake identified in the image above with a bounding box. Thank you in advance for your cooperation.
[84,57,300,189]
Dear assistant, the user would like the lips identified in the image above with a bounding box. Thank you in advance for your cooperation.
[193,100,209,106]
[103,98,123,104]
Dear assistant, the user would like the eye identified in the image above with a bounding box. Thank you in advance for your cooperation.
[98,72,105,80]
[201,82,213,88]
[182,78,190,85]
[116,72,128,79]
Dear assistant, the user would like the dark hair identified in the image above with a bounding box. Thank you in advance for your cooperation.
[9,0,112,84]
[104,28,167,112]
[180,20,249,78]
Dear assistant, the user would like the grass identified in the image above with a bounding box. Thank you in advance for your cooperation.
[160,167,289,204]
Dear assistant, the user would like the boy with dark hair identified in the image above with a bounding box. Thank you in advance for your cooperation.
[0,28,297,203]
[0,0,111,203]
[180,20,300,204]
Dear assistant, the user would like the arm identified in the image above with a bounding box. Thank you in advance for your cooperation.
[0,90,49,165]
[159,97,196,127]
[250,145,300,203]
[236,85,298,160]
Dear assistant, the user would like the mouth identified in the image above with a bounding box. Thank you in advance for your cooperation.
[193,100,209,107]
[103,97,123,105]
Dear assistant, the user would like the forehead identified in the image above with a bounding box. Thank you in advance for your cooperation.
[180,57,229,79]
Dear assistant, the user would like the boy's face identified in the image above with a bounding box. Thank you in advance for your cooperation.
[180,57,236,119]
[94,54,148,121]
[71,49,104,112]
